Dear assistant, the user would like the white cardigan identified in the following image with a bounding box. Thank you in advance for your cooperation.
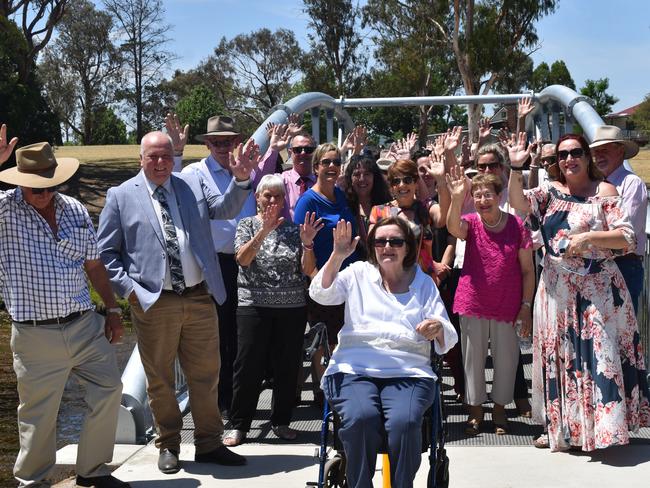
[309,261,458,380]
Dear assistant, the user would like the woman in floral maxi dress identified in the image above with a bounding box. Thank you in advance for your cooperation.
[507,132,650,452]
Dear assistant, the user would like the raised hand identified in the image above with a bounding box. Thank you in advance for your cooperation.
[287,113,305,136]
[332,219,360,259]
[352,126,368,155]
[230,138,261,181]
[434,133,446,158]
[478,117,491,142]
[445,163,469,201]
[529,138,542,168]
[0,124,18,165]
[460,136,472,167]
[425,152,446,179]
[506,132,532,168]
[443,126,463,153]
[165,113,189,155]
[405,132,417,153]
[260,203,284,234]
[497,127,512,149]
[267,123,290,152]
[518,97,535,120]
[299,211,324,245]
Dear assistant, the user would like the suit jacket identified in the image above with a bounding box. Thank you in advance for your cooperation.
[97,170,251,311]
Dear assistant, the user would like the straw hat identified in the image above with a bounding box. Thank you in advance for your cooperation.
[0,142,79,188]
[589,125,639,159]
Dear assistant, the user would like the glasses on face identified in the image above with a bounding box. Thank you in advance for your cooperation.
[30,186,58,195]
[208,138,236,148]
[374,238,406,248]
[389,176,415,186]
[557,148,584,160]
[319,158,342,167]
[477,162,500,171]
[541,156,556,165]
[472,191,496,201]
[291,146,315,155]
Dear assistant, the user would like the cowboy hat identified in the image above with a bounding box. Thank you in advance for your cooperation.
[195,115,240,142]
[0,142,79,188]
[589,125,639,159]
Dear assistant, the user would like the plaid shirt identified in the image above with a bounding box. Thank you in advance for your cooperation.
[0,188,98,322]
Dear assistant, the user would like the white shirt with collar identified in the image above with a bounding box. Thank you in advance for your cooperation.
[143,175,204,290]
[182,155,256,254]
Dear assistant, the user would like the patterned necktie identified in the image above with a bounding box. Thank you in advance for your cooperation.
[154,186,185,294]
[298,176,310,195]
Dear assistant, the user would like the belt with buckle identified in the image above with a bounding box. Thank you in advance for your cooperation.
[15,310,88,326]
[162,281,206,296]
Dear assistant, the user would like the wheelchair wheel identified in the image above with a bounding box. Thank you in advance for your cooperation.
[323,454,347,488]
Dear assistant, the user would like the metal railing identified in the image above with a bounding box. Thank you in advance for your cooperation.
[114,86,650,443]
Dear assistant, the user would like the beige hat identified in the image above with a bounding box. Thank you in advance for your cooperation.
[195,115,240,142]
[0,142,79,188]
[589,125,639,159]
[376,150,395,172]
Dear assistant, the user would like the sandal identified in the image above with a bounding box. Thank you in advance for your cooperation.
[464,405,483,436]
[533,433,549,449]
[492,404,508,435]
[272,425,298,440]
[223,429,246,447]
[515,398,532,418]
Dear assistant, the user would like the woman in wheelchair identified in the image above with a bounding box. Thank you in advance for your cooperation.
[309,216,457,488]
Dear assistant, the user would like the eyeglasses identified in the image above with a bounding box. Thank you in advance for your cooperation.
[374,238,406,248]
[291,146,315,155]
[389,176,415,186]
[477,162,501,171]
[30,186,58,194]
[318,158,342,167]
[472,192,496,201]
[541,156,556,164]
[557,148,584,160]
[208,138,237,148]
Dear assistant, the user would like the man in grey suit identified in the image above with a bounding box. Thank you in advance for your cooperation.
[97,131,259,474]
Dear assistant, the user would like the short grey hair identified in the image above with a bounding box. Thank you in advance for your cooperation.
[140,131,173,156]
[255,174,286,196]
[476,143,506,166]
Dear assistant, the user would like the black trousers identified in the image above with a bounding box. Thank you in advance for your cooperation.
[230,305,307,431]
[217,253,239,411]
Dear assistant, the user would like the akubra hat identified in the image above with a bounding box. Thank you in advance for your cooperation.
[0,142,79,188]
[195,115,240,142]
[589,125,639,159]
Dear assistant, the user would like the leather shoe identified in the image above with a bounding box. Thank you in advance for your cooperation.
[195,445,247,466]
[76,474,131,487]
[158,448,180,474]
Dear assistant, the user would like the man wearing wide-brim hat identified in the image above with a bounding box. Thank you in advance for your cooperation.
[590,124,648,313]
[0,129,130,488]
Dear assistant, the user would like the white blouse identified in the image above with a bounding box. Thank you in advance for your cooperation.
[309,261,458,380]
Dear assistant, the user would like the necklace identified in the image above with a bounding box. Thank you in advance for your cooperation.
[480,210,503,229]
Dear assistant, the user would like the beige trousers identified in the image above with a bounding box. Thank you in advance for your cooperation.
[130,285,224,454]
[459,315,519,407]
[11,311,122,487]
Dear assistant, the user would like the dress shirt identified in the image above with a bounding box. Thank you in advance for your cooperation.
[606,164,648,256]
[182,155,256,254]
[310,261,458,380]
[283,167,316,220]
[143,176,203,289]
[0,189,97,321]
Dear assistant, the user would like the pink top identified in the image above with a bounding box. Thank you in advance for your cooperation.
[453,213,532,322]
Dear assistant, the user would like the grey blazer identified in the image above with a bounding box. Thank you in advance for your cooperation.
[97,170,251,311]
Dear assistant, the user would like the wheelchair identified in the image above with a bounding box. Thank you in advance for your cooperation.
[305,322,450,488]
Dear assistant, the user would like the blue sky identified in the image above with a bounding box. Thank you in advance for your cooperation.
[163,0,649,112]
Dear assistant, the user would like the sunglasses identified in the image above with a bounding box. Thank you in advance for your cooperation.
[374,238,406,248]
[291,146,315,155]
[318,158,342,167]
[557,148,584,160]
[389,176,415,186]
[477,162,501,171]
[541,156,557,164]
[208,138,237,148]
[30,186,58,194]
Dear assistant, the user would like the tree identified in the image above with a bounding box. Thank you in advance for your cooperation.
[530,61,550,92]
[0,15,60,149]
[39,0,123,144]
[206,28,303,126]
[531,60,575,92]
[174,86,223,142]
[303,0,367,96]
[631,93,650,133]
[103,0,174,142]
[580,78,619,116]
[0,0,68,82]
[93,106,127,144]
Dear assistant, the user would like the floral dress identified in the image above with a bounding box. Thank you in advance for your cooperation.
[526,182,650,451]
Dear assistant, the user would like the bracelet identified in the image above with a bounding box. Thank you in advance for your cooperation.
[521,301,532,308]
[510,166,524,172]
[302,242,314,250]
[106,307,122,315]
